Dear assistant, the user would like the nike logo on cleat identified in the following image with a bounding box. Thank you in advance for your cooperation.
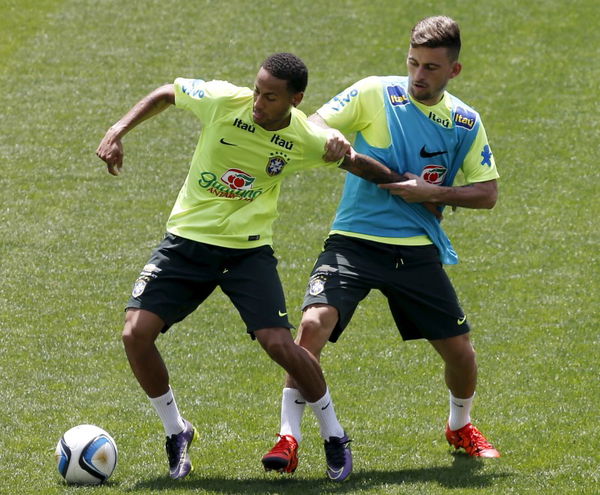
[457,315,467,325]
[278,310,288,317]
[420,145,448,158]
[327,466,345,479]
[219,138,237,146]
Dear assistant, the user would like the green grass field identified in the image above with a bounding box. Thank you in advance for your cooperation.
[1,0,598,493]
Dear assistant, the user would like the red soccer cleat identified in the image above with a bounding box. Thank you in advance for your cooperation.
[262,434,299,473]
[445,423,500,458]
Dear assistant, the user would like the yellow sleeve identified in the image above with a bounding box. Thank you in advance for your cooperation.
[316,76,390,147]
[174,78,248,123]
[460,124,499,184]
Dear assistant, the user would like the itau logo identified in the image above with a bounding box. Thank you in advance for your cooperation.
[221,169,255,190]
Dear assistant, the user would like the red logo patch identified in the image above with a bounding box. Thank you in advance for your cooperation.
[221,168,255,190]
[421,165,447,185]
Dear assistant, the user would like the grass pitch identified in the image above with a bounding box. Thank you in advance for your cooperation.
[0,0,598,494]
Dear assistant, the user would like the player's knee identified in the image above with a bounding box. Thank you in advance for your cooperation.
[121,311,160,350]
[450,343,477,371]
[256,328,294,362]
[296,315,333,353]
[298,309,333,338]
[121,323,141,350]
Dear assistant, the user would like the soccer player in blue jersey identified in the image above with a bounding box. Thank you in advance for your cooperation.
[263,16,500,479]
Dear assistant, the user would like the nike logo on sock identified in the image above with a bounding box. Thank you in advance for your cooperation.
[294,399,306,405]
[166,399,174,406]
[321,401,331,411]
[451,401,464,408]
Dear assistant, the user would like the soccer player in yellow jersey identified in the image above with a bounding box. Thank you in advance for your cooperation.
[264,17,500,479]
[96,53,404,480]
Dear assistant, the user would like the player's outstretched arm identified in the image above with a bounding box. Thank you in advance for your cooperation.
[339,151,407,184]
[379,172,498,209]
[309,112,406,183]
[96,84,175,176]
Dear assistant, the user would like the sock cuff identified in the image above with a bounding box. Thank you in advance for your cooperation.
[449,391,475,406]
[150,386,173,405]
[283,387,305,403]
[307,388,330,409]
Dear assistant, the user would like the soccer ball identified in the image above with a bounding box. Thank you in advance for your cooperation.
[55,424,118,485]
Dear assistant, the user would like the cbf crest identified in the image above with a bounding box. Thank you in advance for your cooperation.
[266,151,288,176]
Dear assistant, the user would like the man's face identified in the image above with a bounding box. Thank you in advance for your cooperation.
[252,67,303,131]
[406,46,461,105]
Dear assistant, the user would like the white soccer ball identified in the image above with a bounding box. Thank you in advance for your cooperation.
[55,424,118,485]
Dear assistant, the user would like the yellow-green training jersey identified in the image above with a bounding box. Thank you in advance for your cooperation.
[166,78,340,249]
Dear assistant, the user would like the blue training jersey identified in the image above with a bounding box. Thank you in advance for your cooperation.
[317,76,499,265]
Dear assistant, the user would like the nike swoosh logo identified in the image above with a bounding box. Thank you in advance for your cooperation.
[278,310,288,317]
[321,401,331,411]
[327,466,345,479]
[219,138,237,146]
[457,315,467,325]
[166,399,174,406]
[420,145,447,158]
[452,401,464,408]
[294,399,306,405]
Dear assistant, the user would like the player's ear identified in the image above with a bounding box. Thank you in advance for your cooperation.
[450,61,462,79]
[291,91,304,107]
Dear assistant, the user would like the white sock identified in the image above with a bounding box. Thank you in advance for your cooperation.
[149,387,186,436]
[308,388,345,440]
[279,388,306,442]
[448,391,474,431]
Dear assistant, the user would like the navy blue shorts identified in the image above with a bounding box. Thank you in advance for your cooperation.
[127,233,291,335]
[302,234,470,342]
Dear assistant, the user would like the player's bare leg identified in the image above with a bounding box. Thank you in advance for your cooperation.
[430,334,500,457]
[261,306,352,481]
[430,333,477,399]
[285,304,339,388]
[254,326,326,402]
[122,309,168,397]
[122,308,197,478]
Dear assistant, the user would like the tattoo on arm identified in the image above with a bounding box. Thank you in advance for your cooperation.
[340,153,407,184]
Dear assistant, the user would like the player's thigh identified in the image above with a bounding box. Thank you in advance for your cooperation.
[383,246,469,340]
[126,233,220,332]
[219,246,291,334]
[302,236,375,342]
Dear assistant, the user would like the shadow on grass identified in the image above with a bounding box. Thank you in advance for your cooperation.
[129,454,511,494]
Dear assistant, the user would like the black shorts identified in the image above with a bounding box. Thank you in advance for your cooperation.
[127,233,291,335]
[302,234,470,342]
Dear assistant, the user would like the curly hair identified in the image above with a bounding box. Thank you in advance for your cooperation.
[261,52,308,94]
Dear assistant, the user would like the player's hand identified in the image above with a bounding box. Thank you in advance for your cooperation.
[379,172,438,202]
[379,172,443,219]
[323,129,351,162]
[96,128,124,176]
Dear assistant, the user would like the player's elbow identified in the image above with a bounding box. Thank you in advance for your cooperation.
[482,193,497,209]
[478,180,498,209]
